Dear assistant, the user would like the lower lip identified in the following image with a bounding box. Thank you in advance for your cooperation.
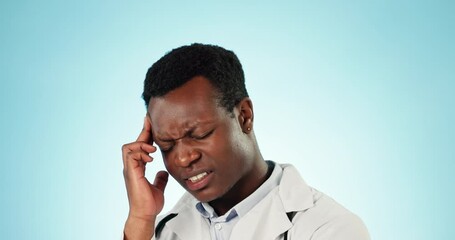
[185,172,213,191]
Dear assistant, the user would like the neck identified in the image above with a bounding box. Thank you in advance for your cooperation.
[209,158,269,216]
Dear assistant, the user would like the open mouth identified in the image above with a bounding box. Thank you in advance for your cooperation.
[188,172,208,183]
[185,171,213,191]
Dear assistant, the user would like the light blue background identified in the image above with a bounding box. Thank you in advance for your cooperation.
[1,1,454,239]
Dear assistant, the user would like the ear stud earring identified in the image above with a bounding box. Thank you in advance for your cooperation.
[247,127,251,131]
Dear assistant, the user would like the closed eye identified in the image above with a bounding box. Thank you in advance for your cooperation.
[159,144,174,153]
[192,129,214,140]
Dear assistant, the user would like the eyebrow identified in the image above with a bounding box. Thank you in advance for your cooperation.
[157,137,180,143]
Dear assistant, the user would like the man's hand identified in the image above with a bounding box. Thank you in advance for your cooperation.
[122,116,169,240]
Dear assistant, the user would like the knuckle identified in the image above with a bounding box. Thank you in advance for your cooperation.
[126,151,135,159]
[121,144,129,152]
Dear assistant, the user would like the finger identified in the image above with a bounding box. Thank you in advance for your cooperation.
[122,142,156,155]
[122,143,156,166]
[123,151,153,174]
[153,171,169,193]
[136,116,153,142]
[126,151,153,163]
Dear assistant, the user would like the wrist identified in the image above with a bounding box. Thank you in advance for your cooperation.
[124,215,156,240]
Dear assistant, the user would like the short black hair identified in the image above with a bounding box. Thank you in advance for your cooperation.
[142,43,249,113]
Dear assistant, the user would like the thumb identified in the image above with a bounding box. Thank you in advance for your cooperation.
[153,171,169,193]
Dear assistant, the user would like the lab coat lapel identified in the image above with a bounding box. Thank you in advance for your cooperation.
[230,164,314,239]
[278,164,314,213]
[164,193,211,240]
[166,208,209,240]
[230,190,292,239]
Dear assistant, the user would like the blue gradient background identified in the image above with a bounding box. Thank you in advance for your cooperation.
[1,1,454,239]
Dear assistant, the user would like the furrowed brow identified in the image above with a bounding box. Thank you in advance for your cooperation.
[155,127,195,142]
[154,120,215,142]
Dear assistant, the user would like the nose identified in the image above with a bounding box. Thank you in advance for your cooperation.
[174,143,201,168]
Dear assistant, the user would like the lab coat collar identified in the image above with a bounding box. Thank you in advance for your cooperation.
[163,163,314,240]
[278,164,314,213]
[230,164,314,239]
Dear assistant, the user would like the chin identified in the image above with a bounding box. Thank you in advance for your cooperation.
[189,189,222,203]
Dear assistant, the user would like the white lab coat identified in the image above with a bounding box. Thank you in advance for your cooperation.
[153,164,370,240]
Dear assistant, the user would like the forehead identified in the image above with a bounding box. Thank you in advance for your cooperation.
[147,77,228,137]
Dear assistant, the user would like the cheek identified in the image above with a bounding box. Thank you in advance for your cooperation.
[204,134,234,159]
[210,137,245,173]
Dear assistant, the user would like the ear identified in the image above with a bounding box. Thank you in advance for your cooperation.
[237,98,254,133]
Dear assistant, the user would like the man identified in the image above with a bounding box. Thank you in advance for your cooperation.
[122,43,370,240]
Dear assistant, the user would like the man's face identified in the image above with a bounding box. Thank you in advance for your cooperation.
[148,76,254,203]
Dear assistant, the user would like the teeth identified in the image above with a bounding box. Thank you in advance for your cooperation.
[188,172,208,183]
